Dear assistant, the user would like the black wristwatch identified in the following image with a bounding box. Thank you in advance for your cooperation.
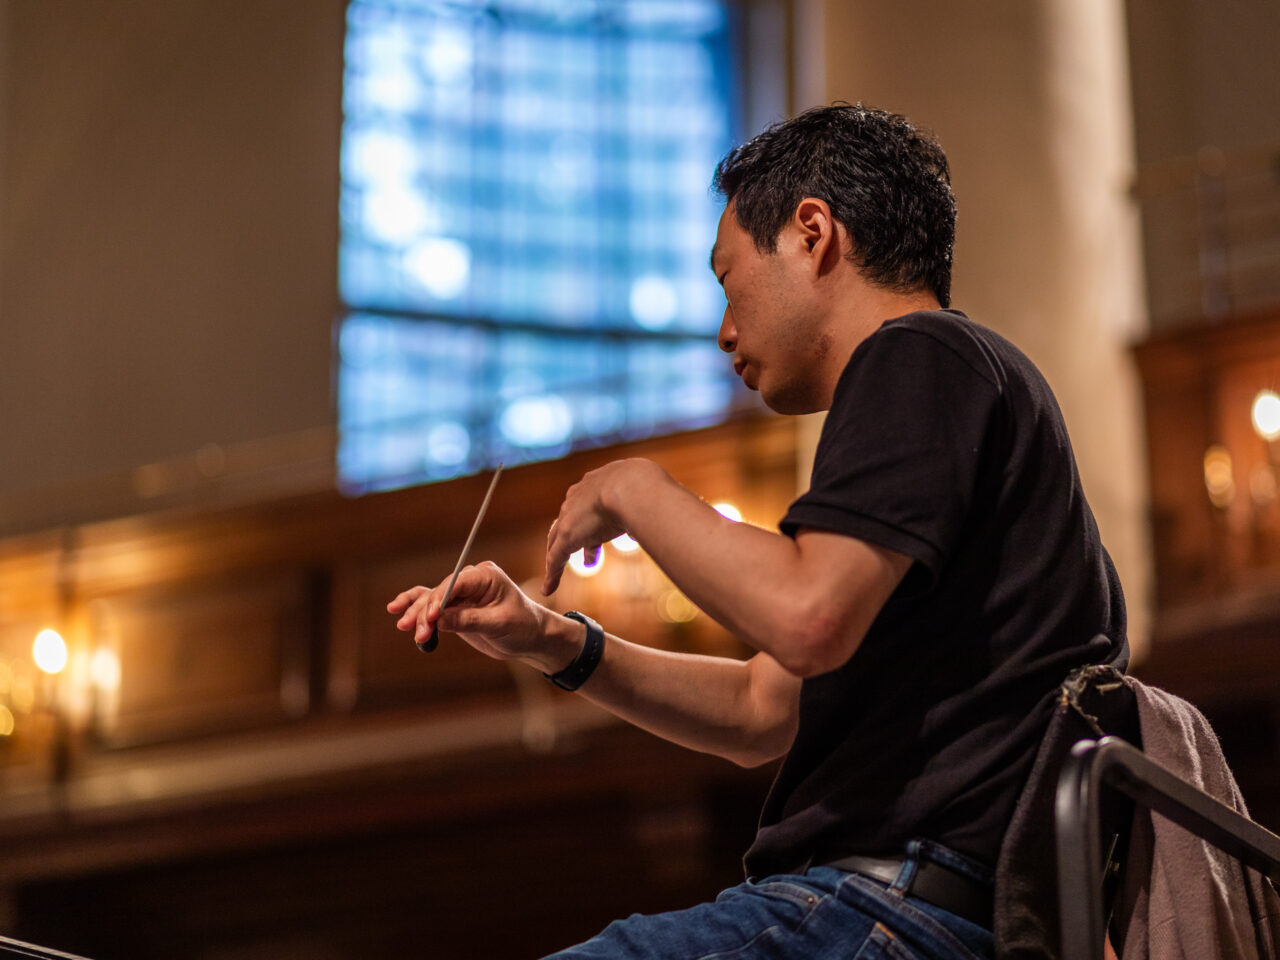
[544,611,605,691]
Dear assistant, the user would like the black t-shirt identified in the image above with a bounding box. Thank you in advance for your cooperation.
[743,309,1128,878]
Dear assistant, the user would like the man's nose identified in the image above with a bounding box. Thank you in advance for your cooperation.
[717,307,736,354]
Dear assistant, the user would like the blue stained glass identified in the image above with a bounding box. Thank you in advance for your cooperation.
[337,0,748,494]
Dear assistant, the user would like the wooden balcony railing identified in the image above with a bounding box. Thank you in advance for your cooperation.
[0,416,796,888]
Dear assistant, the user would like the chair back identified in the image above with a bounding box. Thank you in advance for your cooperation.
[994,663,1140,958]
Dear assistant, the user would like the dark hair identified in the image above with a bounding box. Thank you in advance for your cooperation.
[712,103,956,307]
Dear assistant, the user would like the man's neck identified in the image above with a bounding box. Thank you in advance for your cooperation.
[814,281,942,410]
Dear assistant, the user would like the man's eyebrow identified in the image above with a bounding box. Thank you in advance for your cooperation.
[708,242,720,276]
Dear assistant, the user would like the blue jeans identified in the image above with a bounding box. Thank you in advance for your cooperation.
[543,839,994,959]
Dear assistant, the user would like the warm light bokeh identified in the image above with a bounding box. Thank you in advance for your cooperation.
[568,547,604,578]
[610,533,641,554]
[1251,389,1280,441]
[32,629,68,676]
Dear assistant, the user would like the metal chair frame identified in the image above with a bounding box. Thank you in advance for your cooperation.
[0,935,94,959]
[1055,735,1280,960]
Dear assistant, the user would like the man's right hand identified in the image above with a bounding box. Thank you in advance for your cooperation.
[387,562,566,670]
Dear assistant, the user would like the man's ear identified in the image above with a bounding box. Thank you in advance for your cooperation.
[792,197,841,278]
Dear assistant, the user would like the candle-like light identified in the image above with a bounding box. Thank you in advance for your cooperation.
[568,547,604,577]
[611,533,640,553]
[1203,445,1235,508]
[1251,389,1280,441]
[33,629,68,675]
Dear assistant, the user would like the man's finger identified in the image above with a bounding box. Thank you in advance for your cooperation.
[395,587,433,628]
[543,554,566,597]
[387,585,426,613]
[412,565,490,640]
[414,588,449,642]
[543,524,572,595]
[440,564,488,605]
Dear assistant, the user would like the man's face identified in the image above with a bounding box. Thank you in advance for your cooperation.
[710,202,826,415]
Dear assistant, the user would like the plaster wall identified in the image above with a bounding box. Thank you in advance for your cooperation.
[0,0,343,501]
[800,0,1152,652]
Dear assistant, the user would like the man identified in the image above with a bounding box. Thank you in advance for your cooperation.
[388,104,1128,959]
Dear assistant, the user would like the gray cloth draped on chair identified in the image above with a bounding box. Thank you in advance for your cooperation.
[993,659,1280,958]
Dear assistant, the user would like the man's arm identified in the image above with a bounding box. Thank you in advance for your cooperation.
[544,458,911,677]
[389,456,908,765]
[389,563,801,767]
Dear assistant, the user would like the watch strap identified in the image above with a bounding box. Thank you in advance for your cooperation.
[545,611,604,691]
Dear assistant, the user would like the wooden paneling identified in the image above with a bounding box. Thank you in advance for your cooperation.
[0,533,70,784]
[1134,305,1280,608]
[91,572,314,747]
[333,548,526,711]
[0,417,801,960]
[1132,306,1280,834]
[0,416,798,817]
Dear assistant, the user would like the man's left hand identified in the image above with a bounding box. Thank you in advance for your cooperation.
[543,458,666,595]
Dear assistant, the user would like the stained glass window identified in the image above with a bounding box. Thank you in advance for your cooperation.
[337,0,743,493]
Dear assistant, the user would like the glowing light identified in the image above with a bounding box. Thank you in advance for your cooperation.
[91,648,122,693]
[657,589,699,624]
[0,705,13,737]
[420,27,473,86]
[630,274,679,330]
[404,236,470,300]
[346,129,418,184]
[33,629,68,675]
[568,547,604,578]
[611,533,640,553]
[364,187,432,243]
[1203,445,1235,508]
[712,502,742,522]
[364,66,420,114]
[500,394,573,447]
[426,421,471,466]
[1252,390,1280,441]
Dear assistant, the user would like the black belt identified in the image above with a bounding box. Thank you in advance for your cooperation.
[820,853,993,930]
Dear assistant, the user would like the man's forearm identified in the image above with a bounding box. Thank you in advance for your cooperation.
[528,608,799,768]
[390,561,800,766]
[598,461,899,676]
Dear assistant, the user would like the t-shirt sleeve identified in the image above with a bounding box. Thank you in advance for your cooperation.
[781,324,1003,583]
